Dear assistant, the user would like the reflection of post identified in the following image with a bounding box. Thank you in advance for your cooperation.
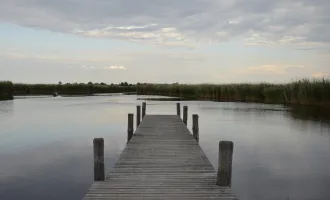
[183,106,188,126]
[93,138,105,181]
[216,141,233,187]
[192,114,199,142]
[127,113,134,142]
[142,102,146,118]
[137,105,141,127]
[177,103,181,117]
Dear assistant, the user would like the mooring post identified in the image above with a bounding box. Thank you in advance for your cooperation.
[137,105,141,127]
[127,113,134,142]
[183,106,188,126]
[93,138,105,181]
[216,141,234,187]
[142,102,146,118]
[192,114,199,142]
[177,103,181,117]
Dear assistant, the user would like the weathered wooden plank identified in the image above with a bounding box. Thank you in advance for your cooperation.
[127,114,134,142]
[136,105,141,127]
[183,106,188,125]
[84,115,237,200]
[86,198,235,199]
[176,103,181,117]
[192,114,199,142]
[217,141,234,187]
[142,102,146,118]
[93,138,105,181]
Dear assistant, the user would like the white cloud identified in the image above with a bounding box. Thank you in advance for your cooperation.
[244,34,324,47]
[106,24,158,30]
[104,66,126,70]
[1,0,330,47]
[73,26,191,47]
[81,65,95,69]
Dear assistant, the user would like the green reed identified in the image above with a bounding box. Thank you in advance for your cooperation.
[137,78,330,106]
[0,81,14,100]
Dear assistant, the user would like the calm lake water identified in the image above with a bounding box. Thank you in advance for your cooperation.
[0,95,329,200]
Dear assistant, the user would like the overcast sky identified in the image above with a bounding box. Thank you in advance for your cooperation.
[0,0,329,84]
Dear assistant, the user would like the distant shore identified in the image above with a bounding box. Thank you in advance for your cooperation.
[0,82,136,101]
[0,81,13,101]
[136,78,330,107]
[1,79,329,107]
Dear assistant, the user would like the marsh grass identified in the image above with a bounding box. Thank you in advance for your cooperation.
[137,78,330,106]
[0,81,13,100]
[3,79,330,106]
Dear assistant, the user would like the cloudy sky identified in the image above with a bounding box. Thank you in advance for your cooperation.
[0,0,329,84]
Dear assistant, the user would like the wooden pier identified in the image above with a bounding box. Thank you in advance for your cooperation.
[83,103,237,200]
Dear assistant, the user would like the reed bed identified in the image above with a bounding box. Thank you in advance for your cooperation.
[0,81,14,100]
[137,78,330,106]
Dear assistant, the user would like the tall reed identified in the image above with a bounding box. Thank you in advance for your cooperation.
[137,78,330,106]
[0,81,14,100]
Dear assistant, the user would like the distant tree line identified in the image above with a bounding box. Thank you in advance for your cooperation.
[12,82,137,96]
[0,81,13,100]
[57,81,135,86]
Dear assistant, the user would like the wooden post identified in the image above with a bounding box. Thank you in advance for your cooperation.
[183,106,188,126]
[142,102,146,118]
[93,138,105,181]
[127,113,134,142]
[176,103,181,117]
[216,141,234,187]
[137,105,141,127]
[192,114,199,142]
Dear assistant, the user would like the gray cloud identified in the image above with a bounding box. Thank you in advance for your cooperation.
[1,0,330,47]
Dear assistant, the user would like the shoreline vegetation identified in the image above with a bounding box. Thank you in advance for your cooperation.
[0,81,13,101]
[0,79,329,107]
[136,79,330,107]
[0,81,136,101]
[13,82,136,96]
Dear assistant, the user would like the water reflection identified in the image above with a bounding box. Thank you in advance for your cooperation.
[289,106,330,122]
[0,138,122,200]
[0,100,13,115]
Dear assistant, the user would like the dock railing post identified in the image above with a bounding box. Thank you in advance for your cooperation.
[137,105,141,127]
[192,114,199,142]
[183,106,188,126]
[127,113,134,142]
[216,141,233,187]
[93,138,105,181]
[177,103,181,117]
[142,102,146,118]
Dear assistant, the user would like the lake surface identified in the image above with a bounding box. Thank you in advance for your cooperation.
[0,95,329,200]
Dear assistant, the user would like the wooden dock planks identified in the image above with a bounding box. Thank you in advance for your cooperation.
[83,115,237,200]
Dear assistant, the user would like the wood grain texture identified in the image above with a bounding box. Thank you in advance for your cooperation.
[176,103,181,117]
[183,106,188,126]
[84,115,237,200]
[192,114,199,143]
[217,141,234,187]
[136,105,141,127]
[93,138,105,181]
[127,114,134,143]
[142,102,146,118]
